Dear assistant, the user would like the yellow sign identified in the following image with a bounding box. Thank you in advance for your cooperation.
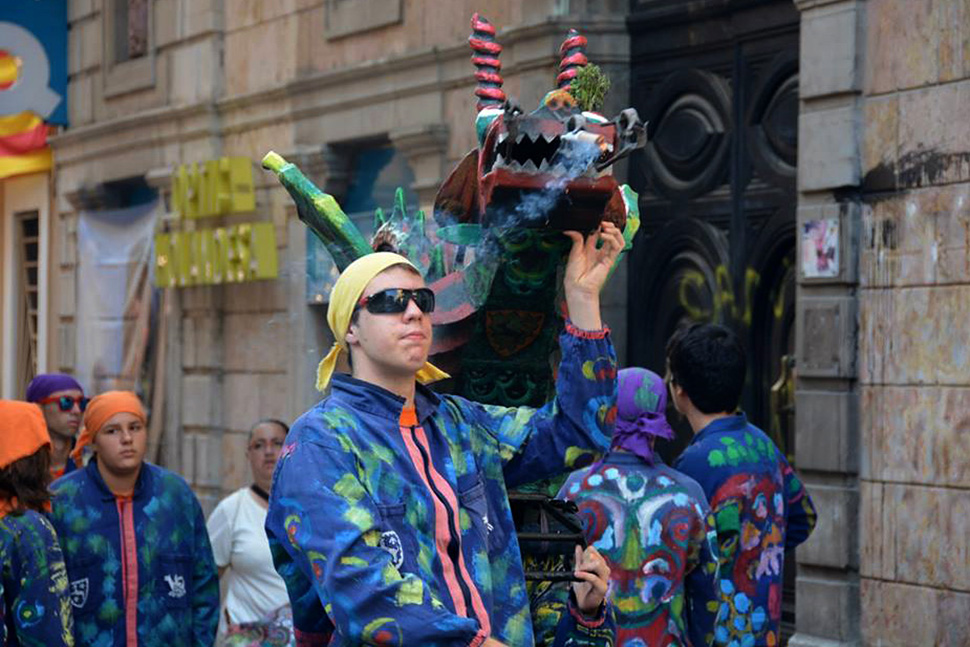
[172,157,255,218]
[155,222,278,287]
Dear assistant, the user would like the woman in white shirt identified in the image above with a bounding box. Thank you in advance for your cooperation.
[207,419,292,646]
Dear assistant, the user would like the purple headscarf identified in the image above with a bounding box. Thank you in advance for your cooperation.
[25,373,84,403]
[610,367,675,465]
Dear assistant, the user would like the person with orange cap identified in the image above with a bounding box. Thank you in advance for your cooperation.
[0,400,74,647]
[47,391,219,647]
[267,222,625,647]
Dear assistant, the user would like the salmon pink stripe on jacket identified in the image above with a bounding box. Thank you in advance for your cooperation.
[398,424,469,617]
[412,424,492,636]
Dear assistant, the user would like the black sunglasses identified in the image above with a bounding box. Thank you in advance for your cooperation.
[357,288,435,315]
[39,394,90,412]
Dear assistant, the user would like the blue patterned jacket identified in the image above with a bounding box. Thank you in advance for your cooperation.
[48,462,219,647]
[266,325,619,647]
[1,510,74,647]
[674,414,817,647]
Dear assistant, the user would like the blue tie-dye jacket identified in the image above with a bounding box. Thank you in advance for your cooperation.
[559,452,720,647]
[1,510,74,647]
[673,414,817,647]
[48,462,219,647]
[266,325,619,647]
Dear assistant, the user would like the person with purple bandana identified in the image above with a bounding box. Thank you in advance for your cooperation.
[558,368,721,647]
[25,373,88,479]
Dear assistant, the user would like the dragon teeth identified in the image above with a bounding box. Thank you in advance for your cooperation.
[522,160,538,173]
[495,154,506,167]
[552,163,567,175]
[541,132,556,143]
[538,159,550,172]
[515,133,526,144]
[498,133,508,144]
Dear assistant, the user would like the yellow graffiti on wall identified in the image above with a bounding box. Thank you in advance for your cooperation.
[677,258,791,326]
[154,222,278,287]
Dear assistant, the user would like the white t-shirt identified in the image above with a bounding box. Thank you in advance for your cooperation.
[207,487,290,627]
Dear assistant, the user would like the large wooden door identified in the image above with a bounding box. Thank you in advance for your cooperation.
[626,0,800,639]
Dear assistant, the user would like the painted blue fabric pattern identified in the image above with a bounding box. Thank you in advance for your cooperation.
[1,510,74,647]
[674,414,817,647]
[559,451,720,647]
[266,325,619,647]
[48,461,219,647]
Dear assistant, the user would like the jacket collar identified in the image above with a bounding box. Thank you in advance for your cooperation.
[330,373,441,424]
[691,412,749,446]
[84,458,152,502]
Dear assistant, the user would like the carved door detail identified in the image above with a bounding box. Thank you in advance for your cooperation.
[626,1,801,639]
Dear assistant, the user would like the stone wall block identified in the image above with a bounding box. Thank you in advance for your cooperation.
[793,576,859,643]
[222,372,292,434]
[796,483,857,570]
[937,0,970,82]
[861,386,970,489]
[154,0,179,49]
[182,374,220,427]
[798,105,860,192]
[181,433,197,484]
[795,389,858,473]
[897,82,970,189]
[170,39,220,106]
[860,579,940,647]
[796,295,857,378]
[885,483,970,591]
[864,0,939,95]
[861,95,898,192]
[220,431,251,494]
[223,278,289,313]
[182,314,221,370]
[223,313,289,373]
[222,373,260,433]
[933,185,970,285]
[800,1,860,98]
[858,480,883,578]
[193,430,224,488]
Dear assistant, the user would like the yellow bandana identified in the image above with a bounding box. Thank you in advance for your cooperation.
[317,252,450,392]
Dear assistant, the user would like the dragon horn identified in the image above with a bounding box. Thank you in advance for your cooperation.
[261,152,373,272]
[469,13,506,112]
[557,28,588,91]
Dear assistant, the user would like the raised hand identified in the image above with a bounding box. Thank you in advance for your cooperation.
[562,221,626,331]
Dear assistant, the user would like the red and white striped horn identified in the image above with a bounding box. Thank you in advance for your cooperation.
[468,13,506,112]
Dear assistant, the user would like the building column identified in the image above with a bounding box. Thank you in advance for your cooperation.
[389,124,449,212]
[790,1,865,646]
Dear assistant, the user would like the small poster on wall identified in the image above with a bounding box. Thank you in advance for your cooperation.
[802,218,839,278]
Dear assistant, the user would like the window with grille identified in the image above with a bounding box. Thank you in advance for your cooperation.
[15,210,40,388]
[115,0,149,62]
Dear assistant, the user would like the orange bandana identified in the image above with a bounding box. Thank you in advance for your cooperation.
[0,400,51,518]
[71,391,146,466]
[0,400,50,468]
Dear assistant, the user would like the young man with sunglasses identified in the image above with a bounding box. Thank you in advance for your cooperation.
[267,224,625,647]
[25,373,89,479]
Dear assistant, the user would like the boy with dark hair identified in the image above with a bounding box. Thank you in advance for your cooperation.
[668,324,816,647]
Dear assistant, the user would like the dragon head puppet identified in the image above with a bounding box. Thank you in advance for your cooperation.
[436,14,645,234]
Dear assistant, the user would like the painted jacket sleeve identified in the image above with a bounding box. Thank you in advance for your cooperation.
[0,514,75,647]
[684,505,721,647]
[470,324,618,489]
[531,583,616,647]
[266,439,486,647]
[190,495,220,647]
[268,539,335,647]
[780,455,817,550]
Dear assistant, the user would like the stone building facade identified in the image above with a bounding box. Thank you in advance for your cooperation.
[24,0,970,645]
